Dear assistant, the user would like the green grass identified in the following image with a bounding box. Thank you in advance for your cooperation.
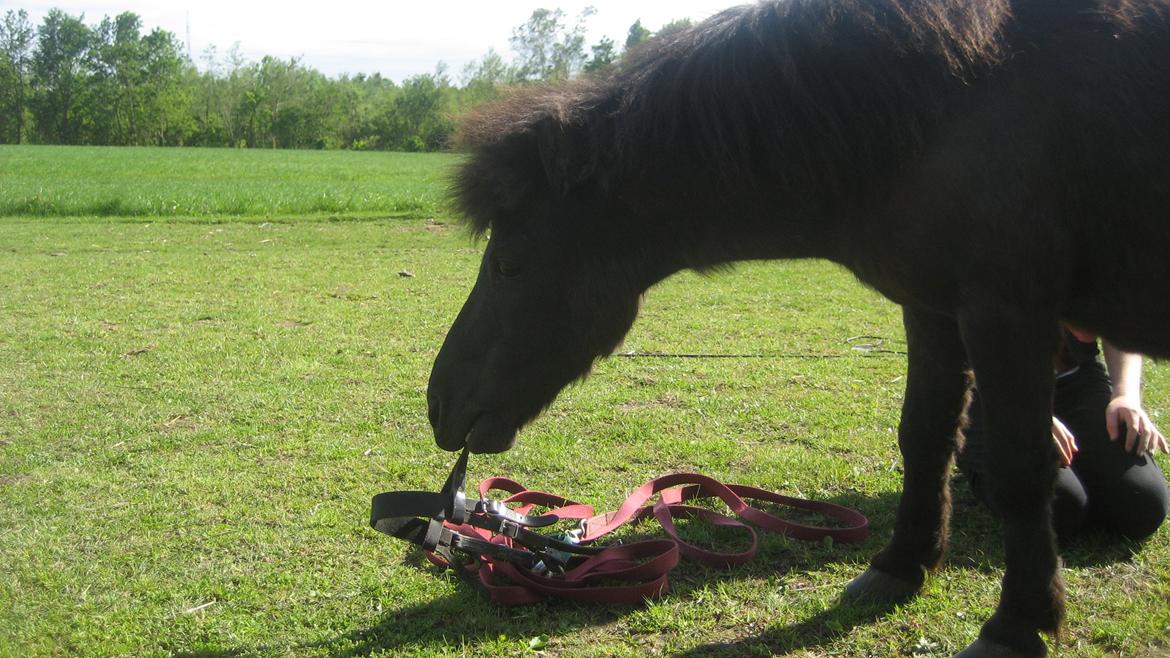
[1,146,1168,658]
[0,145,454,219]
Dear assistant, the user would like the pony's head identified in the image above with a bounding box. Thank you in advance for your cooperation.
[427,94,659,453]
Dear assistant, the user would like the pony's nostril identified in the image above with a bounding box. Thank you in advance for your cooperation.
[427,394,442,430]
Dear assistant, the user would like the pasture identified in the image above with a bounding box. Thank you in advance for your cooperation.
[0,145,1167,657]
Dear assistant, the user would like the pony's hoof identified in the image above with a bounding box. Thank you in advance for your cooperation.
[842,568,921,605]
[954,637,1045,658]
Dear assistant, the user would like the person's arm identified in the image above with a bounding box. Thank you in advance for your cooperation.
[1102,341,1169,456]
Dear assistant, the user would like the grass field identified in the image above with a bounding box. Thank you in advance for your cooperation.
[0,145,451,219]
[1,146,1167,658]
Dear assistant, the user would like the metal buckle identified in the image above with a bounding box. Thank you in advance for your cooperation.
[479,500,520,538]
[481,499,506,518]
[480,499,529,525]
[530,558,565,576]
[495,517,522,539]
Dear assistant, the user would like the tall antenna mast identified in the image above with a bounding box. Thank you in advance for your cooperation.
[186,12,192,61]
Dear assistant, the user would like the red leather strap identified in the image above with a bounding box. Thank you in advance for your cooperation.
[425,472,868,604]
[478,476,597,522]
[479,539,679,604]
[577,473,869,559]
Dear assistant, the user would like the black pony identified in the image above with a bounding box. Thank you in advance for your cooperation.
[427,1,1170,656]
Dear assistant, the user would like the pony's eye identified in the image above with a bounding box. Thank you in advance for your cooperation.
[495,258,523,278]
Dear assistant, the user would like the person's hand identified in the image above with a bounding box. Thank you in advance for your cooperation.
[1052,416,1077,466]
[1105,394,1170,456]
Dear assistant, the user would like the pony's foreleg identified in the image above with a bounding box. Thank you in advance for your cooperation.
[846,306,969,603]
[955,303,1062,658]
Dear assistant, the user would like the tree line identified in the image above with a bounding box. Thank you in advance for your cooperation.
[0,8,691,151]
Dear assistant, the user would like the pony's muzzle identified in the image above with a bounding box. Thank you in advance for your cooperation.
[427,389,466,452]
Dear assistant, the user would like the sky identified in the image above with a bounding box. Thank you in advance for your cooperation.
[15,0,739,82]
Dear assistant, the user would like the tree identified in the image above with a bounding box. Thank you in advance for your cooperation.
[218,43,252,146]
[84,12,145,144]
[584,36,617,74]
[510,8,561,82]
[657,18,694,39]
[138,27,194,145]
[625,19,651,51]
[460,48,509,105]
[378,70,453,151]
[0,9,34,143]
[80,13,191,145]
[188,45,224,145]
[509,7,596,82]
[9,7,608,150]
[254,56,301,147]
[30,9,90,143]
[0,52,15,142]
[331,72,398,150]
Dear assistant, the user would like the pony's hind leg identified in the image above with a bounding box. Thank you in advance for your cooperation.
[954,303,1063,658]
[845,306,969,603]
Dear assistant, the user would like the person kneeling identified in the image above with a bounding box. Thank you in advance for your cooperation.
[957,329,1169,541]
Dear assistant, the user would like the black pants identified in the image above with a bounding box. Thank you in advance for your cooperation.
[957,360,1169,541]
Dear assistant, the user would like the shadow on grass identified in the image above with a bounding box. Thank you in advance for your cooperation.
[665,482,1152,658]
[668,598,901,658]
[305,490,898,658]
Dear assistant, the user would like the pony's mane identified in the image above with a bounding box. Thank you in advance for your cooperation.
[458,0,1011,143]
[452,0,1164,236]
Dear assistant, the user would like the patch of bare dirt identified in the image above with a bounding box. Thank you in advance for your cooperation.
[619,395,688,412]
